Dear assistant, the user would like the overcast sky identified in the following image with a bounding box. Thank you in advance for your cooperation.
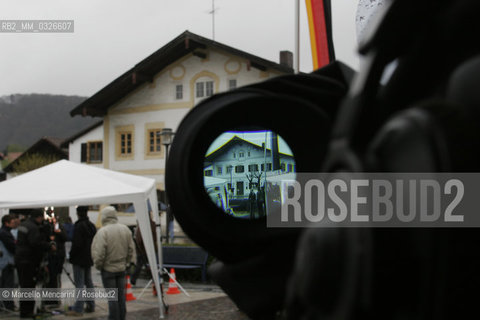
[0,0,361,97]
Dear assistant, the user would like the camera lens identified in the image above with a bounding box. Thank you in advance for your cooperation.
[204,129,296,219]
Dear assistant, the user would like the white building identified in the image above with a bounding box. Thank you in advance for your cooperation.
[204,135,295,197]
[66,31,294,200]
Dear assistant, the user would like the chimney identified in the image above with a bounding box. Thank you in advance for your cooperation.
[271,133,280,171]
[279,51,293,69]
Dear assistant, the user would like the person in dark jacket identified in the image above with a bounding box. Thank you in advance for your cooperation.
[0,214,17,311]
[130,217,157,286]
[15,209,56,318]
[44,214,68,307]
[67,206,97,316]
[62,217,74,242]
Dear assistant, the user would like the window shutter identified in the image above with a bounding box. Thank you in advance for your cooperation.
[81,143,87,162]
[98,142,103,161]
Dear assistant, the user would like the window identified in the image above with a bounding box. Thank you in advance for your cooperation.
[175,84,183,99]
[227,166,233,173]
[217,166,223,175]
[233,152,236,159]
[261,163,272,171]
[248,164,258,172]
[239,152,245,158]
[88,141,103,163]
[196,80,215,98]
[287,164,293,172]
[247,151,250,157]
[196,82,204,98]
[116,125,134,160]
[120,132,133,155]
[281,163,286,172]
[148,129,162,154]
[235,165,244,173]
[205,81,214,96]
[204,170,213,176]
[144,122,165,159]
[229,79,237,90]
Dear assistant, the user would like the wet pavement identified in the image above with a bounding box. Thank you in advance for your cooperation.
[156,296,248,320]
[0,262,250,320]
[1,296,249,320]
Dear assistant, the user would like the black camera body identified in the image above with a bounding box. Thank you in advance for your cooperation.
[166,0,480,318]
[39,220,57,251]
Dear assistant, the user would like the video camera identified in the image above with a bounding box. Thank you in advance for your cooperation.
[39,209,58,251]
[166,0,480,318]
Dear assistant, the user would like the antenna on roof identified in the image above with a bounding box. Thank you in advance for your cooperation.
[208,0,219,40]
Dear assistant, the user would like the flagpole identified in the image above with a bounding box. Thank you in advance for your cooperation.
[212,0,215,40]
[294,0,300,73]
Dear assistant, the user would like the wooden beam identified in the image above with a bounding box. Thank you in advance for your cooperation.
[250,61,267,71]
[132,71,153,84]
[193,51,207,59]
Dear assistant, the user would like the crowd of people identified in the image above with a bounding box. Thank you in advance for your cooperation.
[0,206,138,320]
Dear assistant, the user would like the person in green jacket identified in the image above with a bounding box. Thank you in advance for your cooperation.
[91,206,134,320]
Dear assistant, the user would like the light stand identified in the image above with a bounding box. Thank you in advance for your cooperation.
[160,128,175,243]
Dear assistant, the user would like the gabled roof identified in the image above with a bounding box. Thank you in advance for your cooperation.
[5,152,21,162]
[205,136,293,162]
[70,30,294,118]
[60,120,103,148]
[3,137,68,173]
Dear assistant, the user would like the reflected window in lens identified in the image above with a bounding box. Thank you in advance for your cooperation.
[235,165,245,173]
[204,129,295,219]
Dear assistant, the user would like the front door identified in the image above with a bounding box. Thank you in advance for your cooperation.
[236,181,244,196]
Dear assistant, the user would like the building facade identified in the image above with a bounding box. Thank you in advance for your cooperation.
[67,31,294,195]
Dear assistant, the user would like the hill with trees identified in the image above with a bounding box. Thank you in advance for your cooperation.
[0,94,98,153]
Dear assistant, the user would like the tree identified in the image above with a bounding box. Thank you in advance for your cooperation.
[6,144,27,153]
[245,171,263,190]
[11,153,63,173]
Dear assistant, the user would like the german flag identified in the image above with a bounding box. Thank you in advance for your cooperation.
[305,0,335,69]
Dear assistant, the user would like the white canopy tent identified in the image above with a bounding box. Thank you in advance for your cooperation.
[0,160,165,318]
[204,176,227,188]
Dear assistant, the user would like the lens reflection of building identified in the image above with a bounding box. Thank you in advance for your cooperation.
[204,135,295,199]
